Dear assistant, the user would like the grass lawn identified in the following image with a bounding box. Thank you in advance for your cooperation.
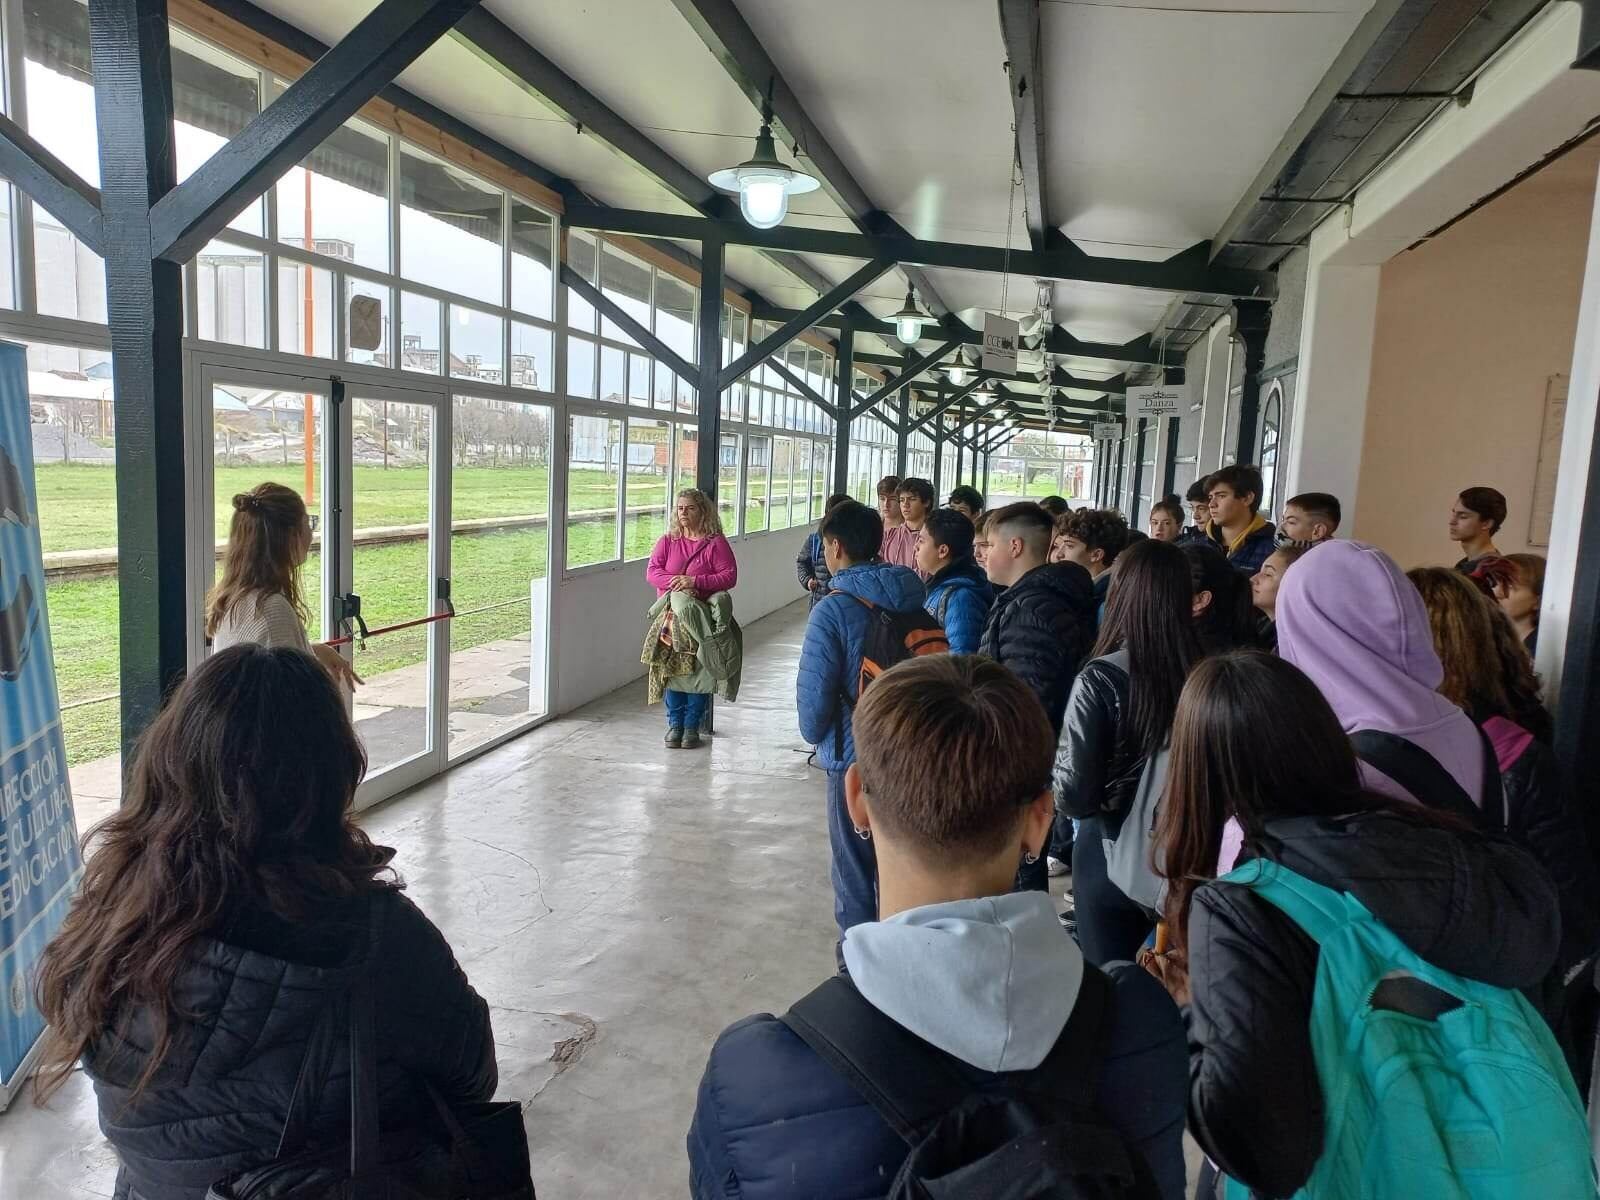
[37,457,814,766]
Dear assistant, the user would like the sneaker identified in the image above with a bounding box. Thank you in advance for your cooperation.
[1058,905,1078,939]
[664,727,683,749]
[1047,855,1070,878]
[682,729,702,750]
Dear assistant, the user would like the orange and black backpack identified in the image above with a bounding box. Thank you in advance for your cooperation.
[831,592,949,758]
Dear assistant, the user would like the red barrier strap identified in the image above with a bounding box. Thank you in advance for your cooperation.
[326,610,452,647]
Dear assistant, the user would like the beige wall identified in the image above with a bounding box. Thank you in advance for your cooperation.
[1353,137,1600,569]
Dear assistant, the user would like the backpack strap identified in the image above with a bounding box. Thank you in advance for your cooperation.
[1349,730,1482,823]
[779,965,1116,1145]
[1220,859,1353,946]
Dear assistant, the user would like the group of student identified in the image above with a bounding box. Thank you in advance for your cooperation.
[693,469,1597,1197]
[20,465,1587,1199]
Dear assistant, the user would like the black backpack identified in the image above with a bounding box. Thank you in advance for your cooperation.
[780,966,1160,1200]
[829,591,948,759]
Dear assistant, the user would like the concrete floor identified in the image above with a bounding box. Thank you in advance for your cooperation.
[2,599,842,1199]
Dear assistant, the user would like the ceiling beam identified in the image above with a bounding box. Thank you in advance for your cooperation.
[448,8,844,304]
[1208,0,1408,259]
[565,203,1275,299]
[851,338,963,419]
[997,0,1053,251]
[1053,366,1127,395]
[664,0,957,319]
[0,113,102,253]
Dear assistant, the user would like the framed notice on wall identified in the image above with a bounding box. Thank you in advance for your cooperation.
[1528,373,1567,548]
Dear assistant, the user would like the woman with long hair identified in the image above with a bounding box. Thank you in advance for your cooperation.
[206,481,358,689]
[1181,541,1259,652]
[1408,566,1599,1049]
[34,646,495,1199]
[645,488,738,748]
[1148,652,1561,1198]
[1054,537,1203,964]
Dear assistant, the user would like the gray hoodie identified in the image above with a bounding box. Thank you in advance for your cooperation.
[843,891,1085,1072]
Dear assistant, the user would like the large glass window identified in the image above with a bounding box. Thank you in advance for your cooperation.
[566,414,621,568]
[450,305,504,385]
[400,145,503,305]
[279,260,335,359]
[719,433,740,535]
[510,200,554,320]
[654,274,695,410]
[625,418,671,560]
[510,321,552,392]
[276,116,389,271]
[599,241,650,346]
[566,232,598,332]
[195,240,266,348]
[746,436,770,533]
[400,292,441,373]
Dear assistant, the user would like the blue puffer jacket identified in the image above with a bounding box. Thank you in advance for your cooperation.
[688,893,1188,1200]
[796,562,925,771]
[923,560,993,655]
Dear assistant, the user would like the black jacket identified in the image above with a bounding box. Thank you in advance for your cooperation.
[978,561,1096,733]
[86,890,496,1200]
[1186,811,1559,1198]
[1054,651,1144,832]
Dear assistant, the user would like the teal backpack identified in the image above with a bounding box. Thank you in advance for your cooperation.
[1218,858,1596,1200]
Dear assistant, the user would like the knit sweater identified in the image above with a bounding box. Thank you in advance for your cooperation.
[210,592,311,653]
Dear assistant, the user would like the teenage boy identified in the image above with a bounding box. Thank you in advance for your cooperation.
[1277,492,1341,549]
[916,509,993,654]
[689,655,1189,1200]
[875,475,903,551]
[1206,464,1276,577]
[1053,508,1130,624]
[1450,485,1507,572]
[882,477,935,579]
[796,493,852,608]
[796,500,926,936]
[947,485,984,521]
[1179,477,1212,545]
[981,503,1096,893]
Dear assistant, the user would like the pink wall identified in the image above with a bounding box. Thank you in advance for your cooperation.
[1354,138,1600,569]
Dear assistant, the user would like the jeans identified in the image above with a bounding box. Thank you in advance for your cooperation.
[1072,815,1155,966]
[827,768,877,937]
[663,688,709,731]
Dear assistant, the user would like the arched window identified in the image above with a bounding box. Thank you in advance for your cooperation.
[1258,382,1283,519]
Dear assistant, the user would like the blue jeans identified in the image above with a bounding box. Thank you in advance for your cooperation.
[663,688,709,731]
[827,768,877,937]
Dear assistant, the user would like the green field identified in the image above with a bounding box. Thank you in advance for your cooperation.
[35,461,813,766]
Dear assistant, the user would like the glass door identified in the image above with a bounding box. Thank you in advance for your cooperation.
[341,385,446,800]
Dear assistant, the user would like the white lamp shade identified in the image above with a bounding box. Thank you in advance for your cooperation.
[739,176,789,229]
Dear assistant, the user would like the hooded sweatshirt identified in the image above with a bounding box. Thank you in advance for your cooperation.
[1188,810,1559,1197]
[687,891,1189,1200]
[1275,540,1485,807]
[796,561,926,771]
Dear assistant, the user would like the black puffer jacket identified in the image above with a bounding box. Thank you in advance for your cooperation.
[1186,811,1559,1198]
[978,561,1096,733]
[1054,650,1143,833]
[86,889,496,1200]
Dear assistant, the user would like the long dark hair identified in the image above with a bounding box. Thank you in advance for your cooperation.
[1182,542,1259,650]
[1092,539,1204,755]
[34,646,395,1102]
[206,482,309,637]
[1156,652,1461,951]
[1408,566,1553,741]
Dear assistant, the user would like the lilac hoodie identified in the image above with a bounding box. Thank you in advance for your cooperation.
[1218,540,1485,870]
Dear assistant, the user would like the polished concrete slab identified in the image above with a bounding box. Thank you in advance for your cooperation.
[1,599,843,1199]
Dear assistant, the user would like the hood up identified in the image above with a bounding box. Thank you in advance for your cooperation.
[842,891,1083,1073]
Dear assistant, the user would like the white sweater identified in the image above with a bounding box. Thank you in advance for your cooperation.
[211,592,311,653]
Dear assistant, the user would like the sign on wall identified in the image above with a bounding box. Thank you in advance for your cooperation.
[981,313,1019,375]
[0,340,81,1111]
[1092,421,1123,441]
[1129,384,1188,419]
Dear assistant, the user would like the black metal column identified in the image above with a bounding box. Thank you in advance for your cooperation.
[954,405,964,488]
[1129,418,1148,522]
[695,234,724,493]
[1232,299,1271,465]
[895,393,909,478]
[1161,417,1180,497]
[1556,389,1600,821]
[830,323,854,496]
[981,450,989,500]
[91,0,186,759]
[931,421,945,496]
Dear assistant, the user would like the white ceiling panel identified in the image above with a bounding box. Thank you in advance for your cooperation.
[737,0,1022,247]
[1043,1,1373,253]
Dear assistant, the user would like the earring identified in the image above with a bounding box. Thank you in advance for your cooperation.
[1023,850,1039,865]
[855,827,872,841]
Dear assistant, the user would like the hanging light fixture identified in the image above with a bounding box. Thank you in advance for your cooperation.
[946,358,968,387]
[709,95,819,230]
[890,288,936,346]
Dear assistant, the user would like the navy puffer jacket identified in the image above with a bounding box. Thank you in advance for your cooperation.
[687,961,1187,1199]
[86,889,496,1200]
[795,562,926,770]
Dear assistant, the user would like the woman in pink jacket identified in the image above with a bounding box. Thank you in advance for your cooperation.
[646,488,738,747]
